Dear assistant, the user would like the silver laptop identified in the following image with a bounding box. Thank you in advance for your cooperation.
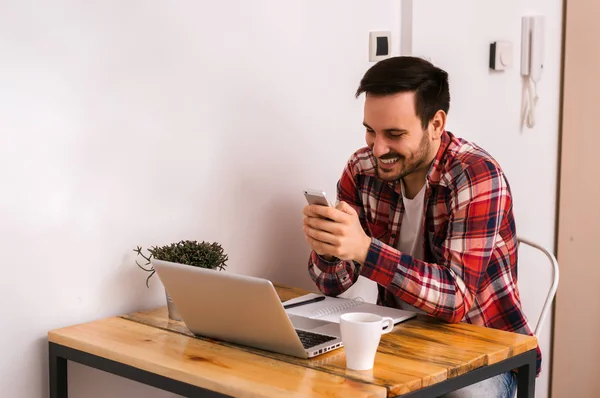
[152,259,343,358]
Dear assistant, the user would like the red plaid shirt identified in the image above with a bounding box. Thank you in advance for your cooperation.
[308,131,541,375]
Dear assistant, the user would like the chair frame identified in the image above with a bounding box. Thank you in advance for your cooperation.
[517,236,560,336]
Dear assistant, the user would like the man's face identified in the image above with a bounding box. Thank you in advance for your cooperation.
[363,92,433,182]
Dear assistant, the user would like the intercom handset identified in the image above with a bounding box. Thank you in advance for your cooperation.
[521,16,545,129]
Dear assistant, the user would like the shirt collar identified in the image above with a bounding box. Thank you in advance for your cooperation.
[425,130,452,186]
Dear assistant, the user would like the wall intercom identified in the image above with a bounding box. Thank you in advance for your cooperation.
[521,16,545,129]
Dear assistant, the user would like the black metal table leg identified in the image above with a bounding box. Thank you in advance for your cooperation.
[49,343,68,398]
[397,349,537,397]
[516,349,537,398]
[48,342,231,397]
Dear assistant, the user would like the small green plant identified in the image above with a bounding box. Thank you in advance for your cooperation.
[134,240,228,287]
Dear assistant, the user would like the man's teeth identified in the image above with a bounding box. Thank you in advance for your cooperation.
[380,158,399,164]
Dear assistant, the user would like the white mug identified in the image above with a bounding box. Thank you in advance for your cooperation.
[339,312,394,371]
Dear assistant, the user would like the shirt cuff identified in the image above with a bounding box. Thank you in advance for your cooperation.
[311,251,342,273]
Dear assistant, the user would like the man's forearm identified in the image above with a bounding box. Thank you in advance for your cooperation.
[360,238,473,323]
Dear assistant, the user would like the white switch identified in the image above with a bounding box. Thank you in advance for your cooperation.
[489,41,513,71]
[369,31,391,62]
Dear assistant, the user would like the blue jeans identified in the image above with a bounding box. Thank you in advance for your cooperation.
[441,371,517,398]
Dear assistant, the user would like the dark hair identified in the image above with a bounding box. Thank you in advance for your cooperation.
[355,56,450,128]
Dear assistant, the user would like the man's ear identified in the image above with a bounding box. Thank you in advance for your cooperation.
[430,110,447,139]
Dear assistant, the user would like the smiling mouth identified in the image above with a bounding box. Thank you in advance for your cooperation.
[379,157,400,168]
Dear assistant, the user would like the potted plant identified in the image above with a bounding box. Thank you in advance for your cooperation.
[134,239,228,320]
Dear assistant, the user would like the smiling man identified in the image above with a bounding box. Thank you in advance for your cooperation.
[302,56,540,397]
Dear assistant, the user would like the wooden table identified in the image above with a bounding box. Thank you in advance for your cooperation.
[48,284,538,397]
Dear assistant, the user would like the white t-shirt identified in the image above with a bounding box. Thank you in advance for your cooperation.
[395,180,427,313]
[397,181,426,260]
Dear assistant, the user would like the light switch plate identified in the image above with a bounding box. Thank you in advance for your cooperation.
[369,31,391,62]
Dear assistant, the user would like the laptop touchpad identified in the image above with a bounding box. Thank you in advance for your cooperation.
[289,315,331,330]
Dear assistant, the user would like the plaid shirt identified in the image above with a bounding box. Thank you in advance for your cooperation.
[308,131,541,375]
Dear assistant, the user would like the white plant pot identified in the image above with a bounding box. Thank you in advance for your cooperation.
[165,290,182,321]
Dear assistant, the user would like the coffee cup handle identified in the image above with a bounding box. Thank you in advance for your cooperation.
[381,317,394,334]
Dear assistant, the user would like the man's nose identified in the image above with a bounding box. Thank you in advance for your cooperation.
[372,136,390,158]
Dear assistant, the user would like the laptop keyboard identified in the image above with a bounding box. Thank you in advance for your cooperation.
[295,329,336,349]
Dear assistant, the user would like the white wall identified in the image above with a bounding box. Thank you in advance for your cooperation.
[411,1,563,398]
[0,0,561,397]
[0,1,399,397]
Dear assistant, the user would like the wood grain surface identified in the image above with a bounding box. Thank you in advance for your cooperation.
[49,284,537,397]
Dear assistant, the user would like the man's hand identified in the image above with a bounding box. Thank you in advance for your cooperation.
[302,201,372,264]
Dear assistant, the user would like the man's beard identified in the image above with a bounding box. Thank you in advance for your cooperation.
[375,130,431,182]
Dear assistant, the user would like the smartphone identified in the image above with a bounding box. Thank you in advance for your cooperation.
[304,189,334,207]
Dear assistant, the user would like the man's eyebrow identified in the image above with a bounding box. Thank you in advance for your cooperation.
[362,122,408,133]
[383,128,408,133]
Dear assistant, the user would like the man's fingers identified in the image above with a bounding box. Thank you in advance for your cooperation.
[304,225,338,246]
[306,235,336,256]
[307,236,348,260]
[304,216,343,235]
[305,205,346,222]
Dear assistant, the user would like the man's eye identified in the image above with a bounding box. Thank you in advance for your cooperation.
[366,129,375,134]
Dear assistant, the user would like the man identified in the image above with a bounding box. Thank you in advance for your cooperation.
[302,56,540,397]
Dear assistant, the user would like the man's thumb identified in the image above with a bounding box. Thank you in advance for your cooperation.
[336,201,356,216]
